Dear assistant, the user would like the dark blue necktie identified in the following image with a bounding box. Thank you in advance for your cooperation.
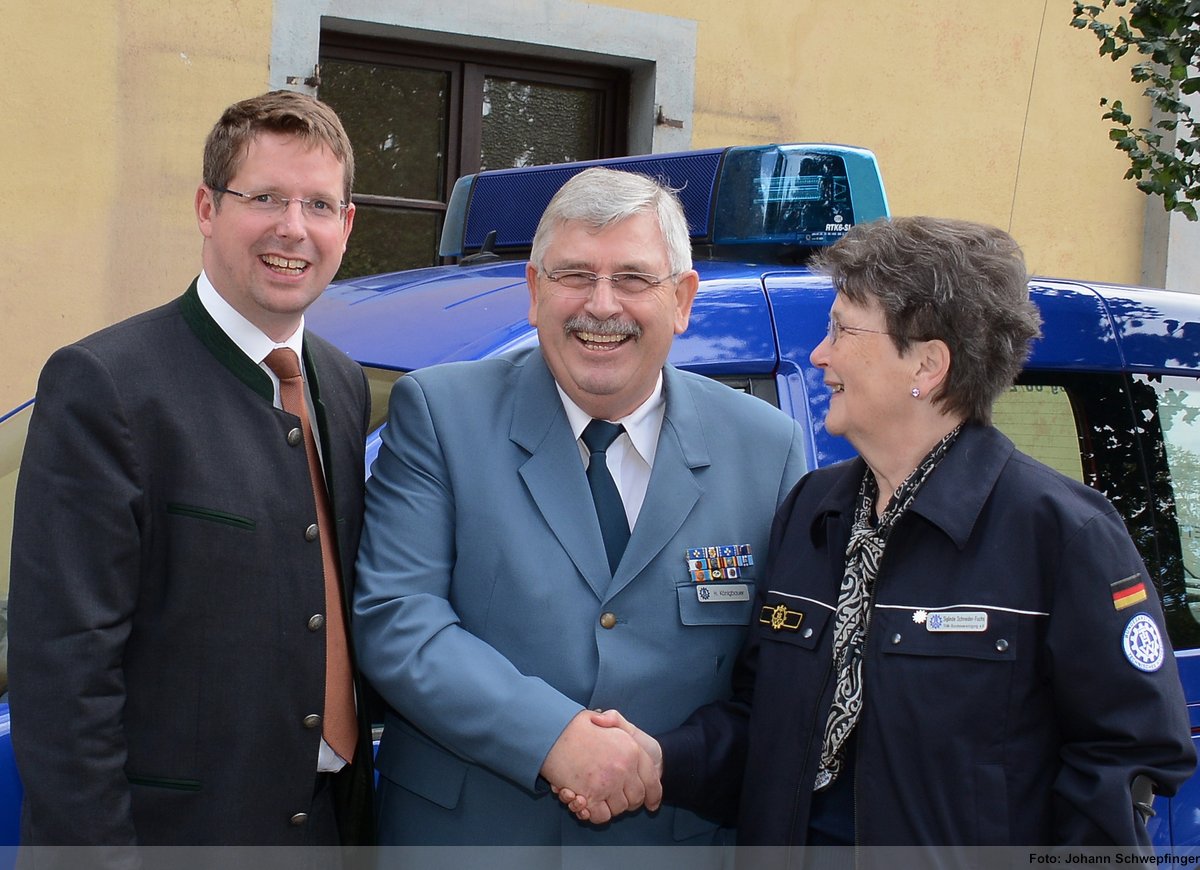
[582,419,630,575]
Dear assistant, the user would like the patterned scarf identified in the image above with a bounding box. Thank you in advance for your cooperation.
[814,424,963,791]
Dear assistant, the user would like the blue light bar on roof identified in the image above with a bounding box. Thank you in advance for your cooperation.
[712,144,889,246]
[437,144,888,258]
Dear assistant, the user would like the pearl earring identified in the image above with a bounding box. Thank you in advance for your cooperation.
[911,387,921,398]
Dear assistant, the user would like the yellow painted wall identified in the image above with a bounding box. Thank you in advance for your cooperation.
[608,0,1150,285]
[0,0,1155,412]
[0,0,272,412]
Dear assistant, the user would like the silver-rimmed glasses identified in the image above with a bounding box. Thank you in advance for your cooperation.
[211,186,348,222]
[542,269,678,300]
[827,316,895,344]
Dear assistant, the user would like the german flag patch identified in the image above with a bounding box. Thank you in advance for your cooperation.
[1111,573,1148,611]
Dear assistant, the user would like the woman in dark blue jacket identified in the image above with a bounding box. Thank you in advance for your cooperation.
[564,216,1196,853]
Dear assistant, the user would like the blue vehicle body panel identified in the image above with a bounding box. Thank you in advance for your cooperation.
[0,706,18,846]
[1173,649,1200,846]
[310,264,535,370]
[306,259,783,376]
[1093,283,1200,373]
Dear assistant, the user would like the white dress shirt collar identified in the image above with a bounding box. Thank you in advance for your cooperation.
[196,270,304,365]
[556,373,666,469]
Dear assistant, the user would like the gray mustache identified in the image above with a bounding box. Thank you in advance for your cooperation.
[563,315,643,339]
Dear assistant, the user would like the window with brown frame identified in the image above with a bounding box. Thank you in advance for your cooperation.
[319,33,629,279]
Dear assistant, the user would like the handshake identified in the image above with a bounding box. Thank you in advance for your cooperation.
[541,709,663,824]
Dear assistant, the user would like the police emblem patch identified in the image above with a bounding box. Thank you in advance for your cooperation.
[1122,612,1165,673]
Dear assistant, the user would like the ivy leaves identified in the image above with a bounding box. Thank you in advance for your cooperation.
[1071,0,1200,219]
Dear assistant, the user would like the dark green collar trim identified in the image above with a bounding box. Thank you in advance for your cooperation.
[180,279,274,402]
[301,340,324,404]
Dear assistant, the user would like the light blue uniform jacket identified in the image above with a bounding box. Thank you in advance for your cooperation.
[354,347,806,846]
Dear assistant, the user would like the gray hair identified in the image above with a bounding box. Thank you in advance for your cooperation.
[529,167,692,275]
[811,216,1043,426]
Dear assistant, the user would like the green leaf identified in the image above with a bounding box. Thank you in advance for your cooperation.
[1078,0,1200,221]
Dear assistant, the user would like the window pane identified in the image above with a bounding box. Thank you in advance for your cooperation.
[991,372,1200,656]
[481,78,600,170]
[1135,374,1200,644]
[337,205,440,280]
[321,60,450,201]
[992,385,1084,482]
[363,367,407,433]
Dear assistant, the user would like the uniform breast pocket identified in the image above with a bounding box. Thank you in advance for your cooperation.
[754,593,834,650]
[676,581,756,626]
[165,502,256,531]
[874,608,1021,743]
[164,501,265,585]
[876,608,1018,663]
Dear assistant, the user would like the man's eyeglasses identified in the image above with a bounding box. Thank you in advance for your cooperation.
[211,186,348,222]
[827,316,894,344]
[543,269,678,300]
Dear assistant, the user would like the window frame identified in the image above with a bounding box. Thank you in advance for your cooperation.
[319,32,629,263]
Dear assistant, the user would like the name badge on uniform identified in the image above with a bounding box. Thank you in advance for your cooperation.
[916,610,988,632]
[697,583,750,603]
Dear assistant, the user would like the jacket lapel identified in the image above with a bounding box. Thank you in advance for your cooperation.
[179,278,273,402]
[607,366,707,598]
[511,354,612,599]
[811,457,862,557]
[302,339,337,485]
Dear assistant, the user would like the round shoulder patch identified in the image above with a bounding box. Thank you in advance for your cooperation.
[1122,612,1165,673]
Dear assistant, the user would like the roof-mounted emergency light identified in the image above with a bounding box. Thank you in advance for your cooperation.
[438,144,889,259]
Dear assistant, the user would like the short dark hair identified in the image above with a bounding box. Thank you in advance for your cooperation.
[812,216,1043,425]
[202,90,355,203]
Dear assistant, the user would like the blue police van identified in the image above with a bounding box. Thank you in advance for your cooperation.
[1,143,1200,847]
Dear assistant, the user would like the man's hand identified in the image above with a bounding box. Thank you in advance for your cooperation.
[551,709,663,823]
[541,709,662,824]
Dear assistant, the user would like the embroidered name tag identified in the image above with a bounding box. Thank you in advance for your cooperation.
[925,611,988,632]
[696,583,750,603]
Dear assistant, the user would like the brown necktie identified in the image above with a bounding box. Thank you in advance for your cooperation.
[264,348,358,763]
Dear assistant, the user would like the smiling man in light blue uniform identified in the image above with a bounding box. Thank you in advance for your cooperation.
[353,167,805,849]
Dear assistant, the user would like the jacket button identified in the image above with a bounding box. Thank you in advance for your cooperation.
[890,633,902,645]
[290,813,309,826]
[803,627,813,638]
[599,612,617,629]
[308,614,325,632]
[995,638,1010,652]
[305,524,319,542]
[303,713,322,729]
[287,427,303,447]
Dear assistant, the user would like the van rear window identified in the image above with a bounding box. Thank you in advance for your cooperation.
[993,385,1084,483]
[1000,372,1200,651]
